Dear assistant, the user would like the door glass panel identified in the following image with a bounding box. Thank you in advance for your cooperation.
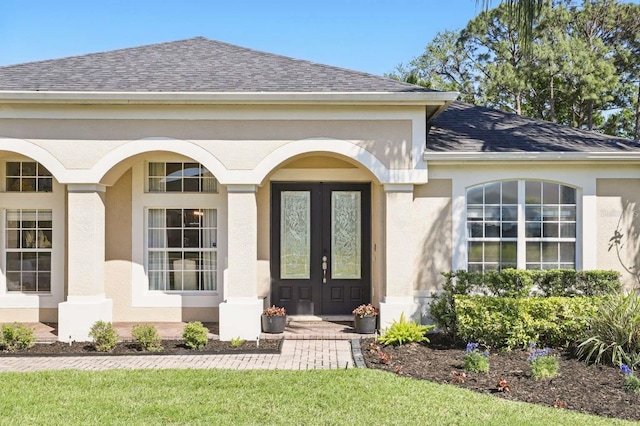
[280,191,311,279]
[331,191,361,279]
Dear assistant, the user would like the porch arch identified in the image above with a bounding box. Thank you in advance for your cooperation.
[91,137,230,186]
[0,137,67,182]
[252,138,389,184]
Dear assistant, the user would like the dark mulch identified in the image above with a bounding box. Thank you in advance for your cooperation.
[0,339,282,357]
[362,334,639,422]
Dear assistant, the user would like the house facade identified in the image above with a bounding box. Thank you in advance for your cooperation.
[0,38,638,341]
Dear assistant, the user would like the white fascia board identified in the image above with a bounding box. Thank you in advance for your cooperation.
[424,151,640,164]
[0,90,459,106]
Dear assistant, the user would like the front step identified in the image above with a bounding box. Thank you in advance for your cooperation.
[261,317,377,340]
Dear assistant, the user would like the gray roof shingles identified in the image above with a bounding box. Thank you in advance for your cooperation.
[0,37,430,93]
[428,101,640,153]
[1,37,636,153]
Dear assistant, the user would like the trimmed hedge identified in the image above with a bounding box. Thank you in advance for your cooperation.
[455,295,601,349]
[430,269,621,340]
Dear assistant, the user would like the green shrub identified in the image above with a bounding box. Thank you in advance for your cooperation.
[88,321,119,352]
[536,270,621,297]
[429,270,619,341]
[378,313,434,346]
[131,323,163,352]
[528,345,559,379]
[182,321,209,350]
[0,323,36,351]
[462,342,490,373]
[455,295,601,349]
[576,292,640,367]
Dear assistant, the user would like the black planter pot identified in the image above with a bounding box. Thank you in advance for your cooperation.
[354,315,377,334]
[261,314,287,334]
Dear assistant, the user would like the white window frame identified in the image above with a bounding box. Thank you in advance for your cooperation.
[131,157,226,308]
[466,179,578,271]
[0,158,65,308]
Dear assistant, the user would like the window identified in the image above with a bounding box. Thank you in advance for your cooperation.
[467,181,576,272]
[5,209,52,292]
[147,162,218,193]
[147,208,217,291]
[6,161,52,192]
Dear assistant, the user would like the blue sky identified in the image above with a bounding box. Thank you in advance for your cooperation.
[0,0,482,76]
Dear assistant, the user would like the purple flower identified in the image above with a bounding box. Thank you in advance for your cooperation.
[621,364,633,375]
[465,342,479,353]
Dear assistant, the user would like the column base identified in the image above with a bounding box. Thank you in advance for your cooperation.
[379,297,418,330]
[58,297,113,342]
[219,297,263,341]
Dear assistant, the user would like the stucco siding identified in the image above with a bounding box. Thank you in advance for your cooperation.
[596,178,640,291]
[0,308,57,323]
[0,118,413,171]
[413,179,453,293]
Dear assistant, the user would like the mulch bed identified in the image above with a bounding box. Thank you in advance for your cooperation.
[362,334,639,422]
[0,339,282,357]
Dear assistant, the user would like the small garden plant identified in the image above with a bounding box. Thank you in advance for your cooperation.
[0,322,36,351]
[528,343,559,379]
[131,323,163,352]
[263,305,286,316]
[621,364,640,393]
[462,342,490,373]
[88,321,119,352]
[377,313,434,346]
[352,303,378,318]
[230,337,245,347]
[182,321,208,350]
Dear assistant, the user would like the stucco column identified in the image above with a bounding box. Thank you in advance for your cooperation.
[58,184,112,342]
[219,184,262,341]
[379,184,418,328]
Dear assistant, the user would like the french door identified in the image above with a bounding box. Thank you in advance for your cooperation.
[270,182,371,315]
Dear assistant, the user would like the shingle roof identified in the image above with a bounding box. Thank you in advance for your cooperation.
[428,101,640,153]
[0,37,431,93]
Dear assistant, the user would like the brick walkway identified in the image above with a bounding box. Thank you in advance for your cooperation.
[0,340,355,372]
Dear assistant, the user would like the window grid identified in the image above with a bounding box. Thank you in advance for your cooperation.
[147,208,217,291]
[5,209,53,292]
[147,162,218,193]
[467,180,576,272]
[6,161,53,192]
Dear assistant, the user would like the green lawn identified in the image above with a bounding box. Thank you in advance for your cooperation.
[0,368,631,425]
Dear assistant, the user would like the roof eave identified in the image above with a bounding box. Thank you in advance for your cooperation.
[0,90,460,106]
[424,151,640,164]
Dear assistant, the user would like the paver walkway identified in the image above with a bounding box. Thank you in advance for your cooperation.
[0,340,354,372]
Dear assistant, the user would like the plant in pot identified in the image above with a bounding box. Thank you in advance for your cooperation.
[352,303,378,334]
[261,305,287,334]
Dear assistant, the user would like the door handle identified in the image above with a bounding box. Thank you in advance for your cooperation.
[322,255,327,283]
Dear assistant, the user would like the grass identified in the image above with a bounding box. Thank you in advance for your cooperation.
[0,369,632,425]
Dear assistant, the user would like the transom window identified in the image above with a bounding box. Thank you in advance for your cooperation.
[6,162,52,192]
[467,180,576,272]
[148,162,218,193]
[5,209,52,292]
[147,208,217,291]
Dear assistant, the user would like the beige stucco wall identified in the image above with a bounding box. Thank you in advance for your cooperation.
[596,178,640,291]
[0,308,57,323]
[413,179,452,292]
[0,116,413,171]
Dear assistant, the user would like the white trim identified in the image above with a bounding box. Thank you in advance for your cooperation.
[383,183,414,193]
[0,90,459,106]
[425,151,640,164]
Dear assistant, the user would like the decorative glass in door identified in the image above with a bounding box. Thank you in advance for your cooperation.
[280,191,311,279]
[331,191,361,279]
